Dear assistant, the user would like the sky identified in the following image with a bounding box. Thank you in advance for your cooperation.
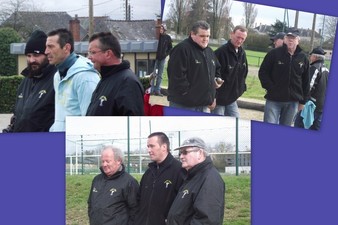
[163,0,330,31]
[28,0,161,20]
[65,116,251,155]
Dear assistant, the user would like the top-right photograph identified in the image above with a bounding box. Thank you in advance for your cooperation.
[154,0,336,131]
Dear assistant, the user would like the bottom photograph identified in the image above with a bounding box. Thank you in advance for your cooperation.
[65,116,251,225]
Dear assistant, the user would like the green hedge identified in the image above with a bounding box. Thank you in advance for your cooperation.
[0,75,23,113]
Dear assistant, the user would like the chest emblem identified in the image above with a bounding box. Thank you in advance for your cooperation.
[182,189,189,198]
[110,188,117,196]
[38,90,47,98]
[99,96,107,106]
[164,180,172,188]
[299,62,304,68]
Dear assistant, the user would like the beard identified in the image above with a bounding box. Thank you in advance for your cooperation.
[27,57,49,78]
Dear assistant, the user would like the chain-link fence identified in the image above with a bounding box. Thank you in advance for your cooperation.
[66,117,251,175]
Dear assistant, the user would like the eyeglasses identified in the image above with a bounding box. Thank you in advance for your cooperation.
[87,50,106,56]
[179,148,200,156]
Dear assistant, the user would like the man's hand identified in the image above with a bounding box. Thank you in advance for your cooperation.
[208,99,216,111]
[214,77,224,89]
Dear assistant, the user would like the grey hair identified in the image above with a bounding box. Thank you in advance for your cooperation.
[101,144,124,163]
[311,53,326,61]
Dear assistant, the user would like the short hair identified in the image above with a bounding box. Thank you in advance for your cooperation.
[311,53,326,61]
[191,20,210,35]
[89,32,121,58]
[232,25,248,34]
[47,28,74,52]
[101,144,124,163]
[148,132,170,151]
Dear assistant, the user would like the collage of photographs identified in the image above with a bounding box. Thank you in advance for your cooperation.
[0,0,337,225]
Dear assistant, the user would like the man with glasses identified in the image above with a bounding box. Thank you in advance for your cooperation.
[167,20,223,113]
[167,137,225,225]
[135,132,184,225]
[45,28,99,131]
[86,32,144,116]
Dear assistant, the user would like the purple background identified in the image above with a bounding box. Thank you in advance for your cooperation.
[1,0,338,224]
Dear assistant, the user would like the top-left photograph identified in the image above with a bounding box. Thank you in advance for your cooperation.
[0,0,163,133]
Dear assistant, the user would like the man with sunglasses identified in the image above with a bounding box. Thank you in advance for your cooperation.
[86,32,144,116]
[167,137,225,225]
[135,132,184,225]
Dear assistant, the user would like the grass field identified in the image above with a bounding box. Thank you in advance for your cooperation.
[66,174,251,225]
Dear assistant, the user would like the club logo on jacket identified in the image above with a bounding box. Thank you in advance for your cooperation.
[99,96,107,106]
[38,90,47,98]
[110,188,117,196]
[299,62,304,68]
[277,61,284,65]
[212,59,215,66]
[195,59,201,64]
[182,189,189,198]
[92,187,98,192]
[18,93,23,98]
[164,180,172,188]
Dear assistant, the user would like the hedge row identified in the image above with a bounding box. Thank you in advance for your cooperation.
[0,75,23,113]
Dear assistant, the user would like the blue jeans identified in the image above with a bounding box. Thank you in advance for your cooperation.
[263,100,298,126]
[294,110,322,130]
[211,101,239,117]
[169,101,209,113]
[151,58,166,93]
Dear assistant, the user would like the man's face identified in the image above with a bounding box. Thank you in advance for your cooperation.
[191,28,210,49]
[179,147,201,171]
[147,136,167,163]
[26,53,49,77]
[45,35,69,65]
[88,39,108,71]
[230,29,247,49]
[285,35,299,50]
[101,149,121,177]
[274,38,284,48]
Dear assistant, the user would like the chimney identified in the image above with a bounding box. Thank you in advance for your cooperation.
[69,14,81,41]
[155,16,162,40]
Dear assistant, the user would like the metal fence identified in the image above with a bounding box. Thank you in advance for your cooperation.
[66,117,251,176]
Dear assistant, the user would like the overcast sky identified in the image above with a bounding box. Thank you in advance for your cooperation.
[30,0,161,20]
[65,116,251,155]
[163,0,328,31]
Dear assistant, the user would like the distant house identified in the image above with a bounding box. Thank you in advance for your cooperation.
[2,11,162,76]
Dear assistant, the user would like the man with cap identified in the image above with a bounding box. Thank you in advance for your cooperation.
[270,32,285,48]
[151,24,173,96]
[259,28,310,126]
[167,137,225,225]
[294,46,329,130]
[2,30,57,132]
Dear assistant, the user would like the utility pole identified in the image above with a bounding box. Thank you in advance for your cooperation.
[89,0,94,38]
[125,0,128,21]
[310,13,317,51]
[294,10,299,28]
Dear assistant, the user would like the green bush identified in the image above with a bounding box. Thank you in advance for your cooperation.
[0,75,23,113]
[0,27,21,76]
[139,76,151,91]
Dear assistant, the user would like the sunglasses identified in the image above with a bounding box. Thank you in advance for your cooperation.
[179,148,200,156]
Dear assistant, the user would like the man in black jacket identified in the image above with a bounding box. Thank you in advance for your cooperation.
[212,25,248,117]
[2,30,56,133]
[259,28,310,126]
[151,24,172,96]
[135,132,184,225]
[86,32,144,116]
[167,20,222,113]
[167,137,225,225]
[88,145,139,225]
[294,46,329,130]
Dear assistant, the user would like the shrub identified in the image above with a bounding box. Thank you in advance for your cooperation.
[0,27,21,76]
[0,75,23,113]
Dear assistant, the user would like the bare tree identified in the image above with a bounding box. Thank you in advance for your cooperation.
[166,0,190,35]
[242,2,257,28]
[210,0,231,39]
[320,15,338,43]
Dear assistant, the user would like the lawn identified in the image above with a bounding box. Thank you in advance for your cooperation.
[66,174,251,225]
